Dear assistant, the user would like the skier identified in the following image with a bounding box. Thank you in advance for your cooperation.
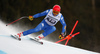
[13,5,67,41]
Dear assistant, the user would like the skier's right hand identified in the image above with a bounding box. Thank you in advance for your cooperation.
[29,16,34,21]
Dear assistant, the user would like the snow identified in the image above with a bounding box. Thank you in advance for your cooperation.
[0,20,99,54]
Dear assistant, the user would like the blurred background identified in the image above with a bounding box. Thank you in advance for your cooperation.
[0,0,100,53]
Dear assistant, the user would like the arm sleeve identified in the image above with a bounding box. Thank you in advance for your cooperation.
[60,15,67,33]
[33,9,50,18]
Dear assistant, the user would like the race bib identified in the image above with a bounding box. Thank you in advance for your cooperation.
[44,9,61,26]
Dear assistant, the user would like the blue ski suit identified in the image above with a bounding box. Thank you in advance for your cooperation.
[23,9,67,37]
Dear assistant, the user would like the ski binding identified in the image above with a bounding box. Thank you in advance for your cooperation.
[30,38,43,45]
[11,35,21,41]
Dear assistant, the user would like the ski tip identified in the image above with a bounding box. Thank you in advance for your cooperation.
[29,38,43,45]
[19,38,21,41]
[76,20,78,23]
[11,35,21,41]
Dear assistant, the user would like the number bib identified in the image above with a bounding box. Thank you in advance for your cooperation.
[44,9,61,26]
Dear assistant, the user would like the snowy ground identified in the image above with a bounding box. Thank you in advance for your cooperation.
[0,20,99,54]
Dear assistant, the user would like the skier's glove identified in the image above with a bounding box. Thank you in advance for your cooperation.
[29,16,34,21]
[59,31,66,39]
[59,33,65,39]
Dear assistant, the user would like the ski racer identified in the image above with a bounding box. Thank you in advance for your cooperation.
[13,5,67,41]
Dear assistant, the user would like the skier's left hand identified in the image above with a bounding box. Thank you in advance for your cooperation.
[59,33,65,39]
[59,31,67,39]
[29,16,34,21]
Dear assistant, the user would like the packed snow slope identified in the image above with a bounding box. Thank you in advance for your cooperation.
[0,20,99,54]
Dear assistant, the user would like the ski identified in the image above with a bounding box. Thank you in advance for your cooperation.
[30,38,43,45]
[11,35,43,44]
[11,35,21,41]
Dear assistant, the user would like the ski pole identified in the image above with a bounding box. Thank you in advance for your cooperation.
[6,16,28,26]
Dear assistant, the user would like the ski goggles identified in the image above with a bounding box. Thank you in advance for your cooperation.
[53,10,60,15]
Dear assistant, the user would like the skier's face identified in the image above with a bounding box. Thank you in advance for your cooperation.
[53,10,59,16]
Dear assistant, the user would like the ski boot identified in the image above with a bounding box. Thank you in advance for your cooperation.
[11,32,23,41]
[34,34,44,41]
